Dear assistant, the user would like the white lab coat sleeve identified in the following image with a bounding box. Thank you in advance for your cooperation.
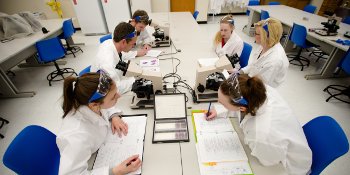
[116,77,135,94]
[213,103,228,118]
[241,63,251,73]
[248,139,287,166]
[101,105,123,120]
[57,133,109,175]
[121,51,137,60]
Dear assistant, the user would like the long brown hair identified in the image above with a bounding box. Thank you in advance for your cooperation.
[214,15,235,45]
[220,74,267,116]
[62,73,106,118]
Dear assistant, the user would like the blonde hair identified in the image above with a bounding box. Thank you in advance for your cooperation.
[214,15,235,45]
[254,18,282,48]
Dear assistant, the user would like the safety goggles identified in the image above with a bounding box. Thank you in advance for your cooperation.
[88,70,113,103]
[124,30,137,39]
[262,19,269,37]
[134,15,152,25]
[226,73,248,106]
[221,15,234,25]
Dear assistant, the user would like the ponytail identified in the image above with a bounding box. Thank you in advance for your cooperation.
[62,76,78,118]
[239,75,266,116]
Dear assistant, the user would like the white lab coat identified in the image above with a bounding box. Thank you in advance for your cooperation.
[215,31,244,58]
[122,24,155,59]
[56,105,122,175]
[91,39,135,94]
[241,43,289,88]
[215,86,312,175]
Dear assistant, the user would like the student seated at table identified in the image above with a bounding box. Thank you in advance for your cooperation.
[91,22,137,94]
[213,15,244,69]
[207,73,312,175]
[123,9,155,59]
[57,70,141,175]
[240,18,289,88]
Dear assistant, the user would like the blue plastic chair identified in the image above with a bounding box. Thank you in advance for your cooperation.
[287,23,318,71]
[240,42,252,68]
[268,1,280,5]
[260,10,270,20]
[193,11,199,20]
[36,37,77,86]
[246,1,260,16]
[343,16,350,25]
[323,48,350,103]
[3,125,60,175]
[99,34,112,43]
[303,116,349,175]
[79,65,91,76]
[303,5,317,14]
[61,19,83,57]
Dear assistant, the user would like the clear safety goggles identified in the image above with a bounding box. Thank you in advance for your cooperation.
[134,15,152,25]
[88,69,113,103]
[255,19,269,37]
[226,73,248,106]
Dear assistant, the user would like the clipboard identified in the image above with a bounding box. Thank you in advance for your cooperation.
[152,93,190,143]
[93,114,147,175]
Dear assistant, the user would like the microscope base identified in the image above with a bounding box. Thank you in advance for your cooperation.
[151,40,171,48]
[130,95,154,109]
[193,89,218,103]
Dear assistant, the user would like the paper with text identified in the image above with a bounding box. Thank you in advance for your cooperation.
[197,132,248,163]
[193,113,234,133]
[145,50,162,57]
[94,115,147,175]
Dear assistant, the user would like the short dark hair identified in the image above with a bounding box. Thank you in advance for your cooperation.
[113,22,135,43]
[132,10,149,25]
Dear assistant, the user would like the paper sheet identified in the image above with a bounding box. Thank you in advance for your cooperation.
[154,94,186,119]
[145,50,163,57]
[193,113,234,133]
[94,115,147,175]
[197,58,219,67]
[197,132,248,163]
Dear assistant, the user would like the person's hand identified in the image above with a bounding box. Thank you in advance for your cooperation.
[137,48,147,57]
[112,155,142,175]
[143,44,151,50]
[111,115,128,137]
[206,109,217,121]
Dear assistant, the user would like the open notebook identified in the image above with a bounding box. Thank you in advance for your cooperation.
[192,111,253,175]
[93,114,147,175]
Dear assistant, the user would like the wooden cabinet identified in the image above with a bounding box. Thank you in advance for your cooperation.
[260,0,311,10]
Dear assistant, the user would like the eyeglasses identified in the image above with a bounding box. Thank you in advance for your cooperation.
[226,73,248,106]
[88,69,113,103]
[254,32,260,36]
[124,30,137,39]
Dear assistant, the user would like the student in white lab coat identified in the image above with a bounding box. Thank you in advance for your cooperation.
[122,9,155,59]
[241,18,289,88]
[207,74,312,175]
[57,71,141,175]
[91,22,137,95]
[213,15,244,68]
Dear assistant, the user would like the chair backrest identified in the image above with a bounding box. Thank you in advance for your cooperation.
[247,1,260,16]
[3,125,60,175]
[303,4,317,14]
[260,10,270,20]
[62,19,75,39]
[79,65,91,76]
[303,116,349,175]
[268,1,280,5]
[240,42,252,68]
[289,23,307,47]
[99,34,112,43]
[343,16,350,25]
[36,37,66,63]
[193,11,199,20]
[339,48,350,74]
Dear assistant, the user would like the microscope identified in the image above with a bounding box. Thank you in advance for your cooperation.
[193,54,239,102]
[116,60,163,109]
[149,20,171,47]
[315,16,341,36]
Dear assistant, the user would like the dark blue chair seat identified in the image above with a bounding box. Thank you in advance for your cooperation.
[246,1,260,16]
[193,11,199,20]
[99,34,112,43]
[268,1,280,5]
[3,125,60,175]
[260,10,270,20]
[287,23,319,71]
[36,37,77,86]
[303,116,349,175]
[303,4,317,14]
[79,65,91,76]
[240,42,253,68]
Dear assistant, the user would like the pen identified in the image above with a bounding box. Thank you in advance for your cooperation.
[126,158,137,167]
[206,102,212,117]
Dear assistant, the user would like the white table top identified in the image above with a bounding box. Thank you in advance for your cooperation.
[0,18,65,64]
[132,12,288,175]
[248,5,350,51]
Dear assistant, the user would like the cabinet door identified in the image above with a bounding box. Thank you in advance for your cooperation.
[170,0,195,14]
[101,0,131,33]
[130,0,152,14]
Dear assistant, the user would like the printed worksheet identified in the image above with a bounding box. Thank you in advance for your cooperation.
[193,113,234,133]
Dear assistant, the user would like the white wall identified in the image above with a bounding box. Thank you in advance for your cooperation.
[151,0,170,12]
[310,0,324,14]
[0,0,80,27]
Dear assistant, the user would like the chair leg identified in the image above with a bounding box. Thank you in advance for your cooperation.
[0,117,9,139]
[288,47,310,71]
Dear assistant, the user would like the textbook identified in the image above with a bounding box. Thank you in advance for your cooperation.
[93,114,147,175]
[192,111,253,175]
